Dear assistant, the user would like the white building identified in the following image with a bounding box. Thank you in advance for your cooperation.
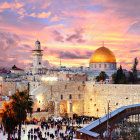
[25,40,47,75]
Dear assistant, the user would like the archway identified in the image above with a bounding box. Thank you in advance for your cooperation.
[60,101,67,117]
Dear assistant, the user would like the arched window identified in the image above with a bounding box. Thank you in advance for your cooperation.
[104,64,107,68]
[61,95,63,100]
[69,94,72,99]
[99,64,101,68]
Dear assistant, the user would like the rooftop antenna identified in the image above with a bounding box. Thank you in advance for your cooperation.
[60,57,61,67]
[102,41,105,47]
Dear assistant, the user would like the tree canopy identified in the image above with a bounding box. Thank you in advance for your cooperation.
[2,101,18,140]
[96,71,107,82]
[112,65,127,84]
[129,57,139,83]
[1,90,34,140]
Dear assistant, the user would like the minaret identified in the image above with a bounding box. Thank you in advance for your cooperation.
[32,40,43,70]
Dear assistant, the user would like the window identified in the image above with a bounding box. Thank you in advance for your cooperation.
[99,64,101,68]
[78,86,80,91]
[69,94,72,99]
[37,108,40,112]
[65,85,67,89]
[61,95,63,100]
[104,64,107,68]
[95,64,96,68]
[79,94,80,99]
[39,62,41,65]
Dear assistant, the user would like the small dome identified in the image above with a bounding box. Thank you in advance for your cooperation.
[90,47,116,63]
[35,40,40,45]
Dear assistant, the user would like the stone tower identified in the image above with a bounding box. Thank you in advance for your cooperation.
[32,40,43,74]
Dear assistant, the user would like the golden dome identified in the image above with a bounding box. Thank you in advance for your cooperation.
[90,47,116,63]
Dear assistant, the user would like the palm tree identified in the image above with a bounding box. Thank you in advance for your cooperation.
[2,101,18,140]
[11,90,34,140]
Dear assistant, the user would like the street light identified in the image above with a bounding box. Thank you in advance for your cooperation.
[107,100,110,140]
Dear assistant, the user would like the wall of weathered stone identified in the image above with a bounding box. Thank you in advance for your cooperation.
[24,81,140,118]
[84,82,140,117]
[1,81,40,96]
[1,80,140,119]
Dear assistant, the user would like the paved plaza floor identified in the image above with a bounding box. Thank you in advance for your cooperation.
[0,124,86,140]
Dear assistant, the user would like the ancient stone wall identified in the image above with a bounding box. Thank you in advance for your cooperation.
[1,80,140,119]
[84,82,140,117]
[1,81,40,96]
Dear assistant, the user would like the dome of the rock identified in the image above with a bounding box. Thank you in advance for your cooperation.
[90,47,116,63]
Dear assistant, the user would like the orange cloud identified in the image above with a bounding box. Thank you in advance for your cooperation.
[29,12,36,18]
[0,2,24,9]
[50,15,59,22]
[38,11,51,18]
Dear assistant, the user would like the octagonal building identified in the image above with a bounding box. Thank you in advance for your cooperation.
[89,45,117,79]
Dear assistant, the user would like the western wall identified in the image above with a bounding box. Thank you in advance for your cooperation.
[1,81,140,119]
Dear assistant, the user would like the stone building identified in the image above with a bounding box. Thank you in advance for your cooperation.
[25,40,47,75]
[10,65,24,75]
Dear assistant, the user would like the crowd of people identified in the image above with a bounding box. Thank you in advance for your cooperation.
[0,116,96,140]
[25,116,95,140]
[26,119,75,140]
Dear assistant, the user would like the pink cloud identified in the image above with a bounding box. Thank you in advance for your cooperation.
[41,1,51,9]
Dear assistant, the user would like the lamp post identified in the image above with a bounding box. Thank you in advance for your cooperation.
[0,81,2,95]
[82,81,86,116]
[27,82,30,95]
[107,101,110,140]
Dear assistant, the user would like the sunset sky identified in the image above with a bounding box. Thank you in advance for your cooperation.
[0,0,140,70]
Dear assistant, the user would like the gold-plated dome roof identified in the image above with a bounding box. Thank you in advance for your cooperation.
[90,47,116,63]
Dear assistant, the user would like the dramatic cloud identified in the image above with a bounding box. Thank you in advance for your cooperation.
[52,30,64,42]
[38,12,51,18]
[129,50,140,53]
[0,32,32,68]
[0,0,140,69]
[46,48,93,60]
[52,28,85,44]
[66,29,85,43]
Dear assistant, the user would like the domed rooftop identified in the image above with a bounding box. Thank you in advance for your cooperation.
[35,40,40,44]
[90,46,116,63]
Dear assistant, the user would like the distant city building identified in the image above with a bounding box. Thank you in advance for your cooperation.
[10,65,24,75]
